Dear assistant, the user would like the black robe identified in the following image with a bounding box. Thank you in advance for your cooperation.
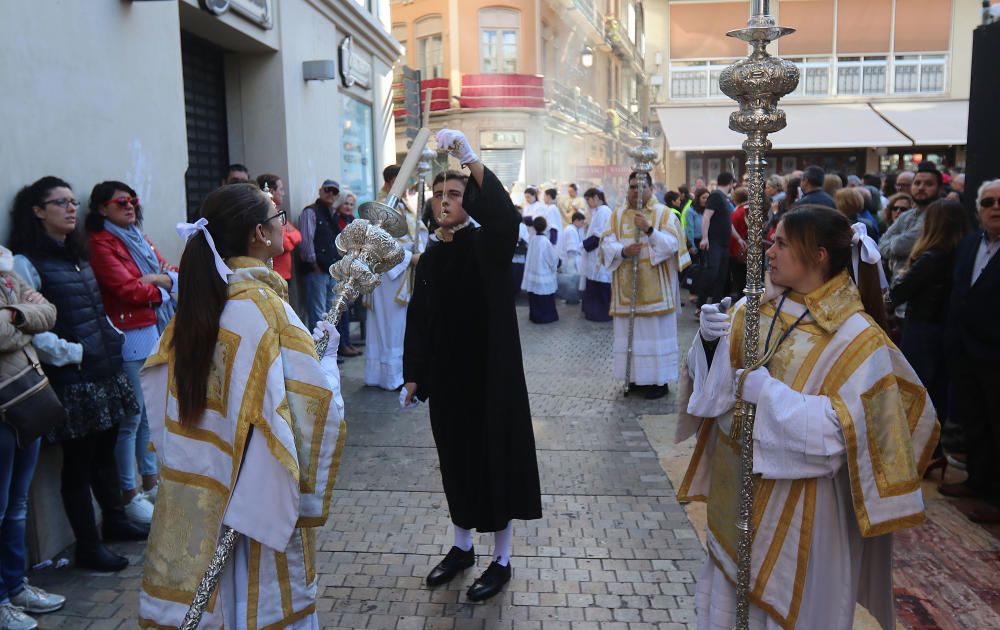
[403,167,542,532]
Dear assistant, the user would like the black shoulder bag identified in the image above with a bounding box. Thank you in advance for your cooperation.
[0,349,66,447]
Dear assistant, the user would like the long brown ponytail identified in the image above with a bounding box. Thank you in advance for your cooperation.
[781,205,889,332]
[172,184,270,425]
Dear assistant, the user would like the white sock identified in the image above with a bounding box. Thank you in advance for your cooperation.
[453,524,473,552]
[492,521,513,566]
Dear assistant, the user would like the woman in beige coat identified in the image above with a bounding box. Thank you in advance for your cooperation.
[0,245,66,630]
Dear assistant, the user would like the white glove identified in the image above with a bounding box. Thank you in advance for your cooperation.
[435,129,478,166]
[699,297,732,341]
[311,320,340,360]
[735,367,771,405]
[399,384,420,409]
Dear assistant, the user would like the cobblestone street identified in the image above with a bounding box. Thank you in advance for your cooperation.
[27,300,704,629]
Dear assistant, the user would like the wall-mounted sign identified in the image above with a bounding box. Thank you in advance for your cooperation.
[197,0,272,29]
[480,130,525,149]
[338,36,372,89]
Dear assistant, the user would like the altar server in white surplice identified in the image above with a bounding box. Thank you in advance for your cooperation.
[556,212,585,304]
[581,188,613,322]
[601,171,690,400]
[678,206,938,630]
[366,168,430,390]
[522,216,559,324]
[139,184,345,630]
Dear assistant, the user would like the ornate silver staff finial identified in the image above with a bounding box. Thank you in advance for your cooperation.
[622,129,658,397]
[721,2,798,629]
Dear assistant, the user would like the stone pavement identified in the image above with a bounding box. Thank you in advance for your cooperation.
[26,299,706,629]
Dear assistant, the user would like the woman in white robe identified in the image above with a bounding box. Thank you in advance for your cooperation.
[679,206,938,630]
[139,184,346,630]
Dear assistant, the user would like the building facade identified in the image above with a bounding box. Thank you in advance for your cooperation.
[2,0,401,563]
[389,0,648,198]
[647,0,986,188]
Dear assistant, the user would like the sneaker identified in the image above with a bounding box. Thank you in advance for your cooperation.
[124,493,154,524]
[0,603,37,630]
[142,483,158,504]
[8,581,65,614]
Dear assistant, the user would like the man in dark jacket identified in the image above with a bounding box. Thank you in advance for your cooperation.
[402,129,541,602]
[793,165,836,209]
[939,179,1000,524]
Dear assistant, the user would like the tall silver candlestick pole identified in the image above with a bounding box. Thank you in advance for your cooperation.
[719,2,798,629]
[623,130,658,396]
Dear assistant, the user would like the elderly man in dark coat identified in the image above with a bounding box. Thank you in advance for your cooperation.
[402,129,542,602]
[939,179,1000,524]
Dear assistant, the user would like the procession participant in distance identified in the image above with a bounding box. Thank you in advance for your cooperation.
[601,171,690,399]
[402,129,542,603]
[580,188,613,322]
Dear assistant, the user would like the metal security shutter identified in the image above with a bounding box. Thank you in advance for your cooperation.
[480,148,525,187]
[181,32,229,219]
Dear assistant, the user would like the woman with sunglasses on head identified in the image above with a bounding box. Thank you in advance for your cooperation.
[9,177,145,574]
[85,181,177,527]
[139,183,344,628]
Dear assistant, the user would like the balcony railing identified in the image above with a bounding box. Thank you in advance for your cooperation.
[610,98,641,137]
[458,74,544,109]
[604,15,643,69]
[545,79,610,131]
[572,0,604,40]
[669,54,947,100]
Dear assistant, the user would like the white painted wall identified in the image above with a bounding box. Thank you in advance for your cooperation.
[1,1,188,261]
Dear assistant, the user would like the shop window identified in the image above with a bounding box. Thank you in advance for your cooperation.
[341,95,375,205]
[479,8,519,74]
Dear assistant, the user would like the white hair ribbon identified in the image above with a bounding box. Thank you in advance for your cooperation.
[850,222,888,290]
[176,218,233,283]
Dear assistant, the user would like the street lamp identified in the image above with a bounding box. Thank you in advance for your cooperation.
[581,45,594,68]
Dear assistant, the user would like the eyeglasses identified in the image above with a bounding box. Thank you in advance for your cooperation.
[43,198,79,209]
[323,187,339,194]
[109,196,139,208]
[262,210,287,226]
[980,197,999,209]
[890,205,909,212]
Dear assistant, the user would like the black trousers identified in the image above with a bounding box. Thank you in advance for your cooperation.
[697,246,730,307]
[952,360,1000,505]
[60,425,124,544]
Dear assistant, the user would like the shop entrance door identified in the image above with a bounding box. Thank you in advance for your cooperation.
[181,32,230,219]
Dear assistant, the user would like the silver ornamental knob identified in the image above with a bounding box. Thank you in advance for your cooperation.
[627,131,658,175]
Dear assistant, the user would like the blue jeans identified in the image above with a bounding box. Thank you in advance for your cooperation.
[115,359,158,491]
[305,271,350,348]
[0,425,40,601]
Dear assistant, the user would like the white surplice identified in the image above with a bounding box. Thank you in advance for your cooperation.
[678,272,938,630]
[140,260,345,630]
[582,204,613,285]
[521,233,559,295]
[601,200,689,386]
[557,224,584,276]
[364,212,428,390]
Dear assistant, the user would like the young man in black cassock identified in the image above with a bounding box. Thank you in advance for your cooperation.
[402,129,542,602]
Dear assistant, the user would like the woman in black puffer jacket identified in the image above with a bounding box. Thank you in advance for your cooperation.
[8,177,147,572]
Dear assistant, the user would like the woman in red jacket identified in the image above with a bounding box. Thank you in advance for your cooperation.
[86,181,176,525]
[257,173,302,281]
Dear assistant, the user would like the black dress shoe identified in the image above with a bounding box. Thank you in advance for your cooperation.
[75,543,128,572]
[644,383,670,400]
[425,546,475,587]
[466,561,511,602]
[102,518,150,542]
